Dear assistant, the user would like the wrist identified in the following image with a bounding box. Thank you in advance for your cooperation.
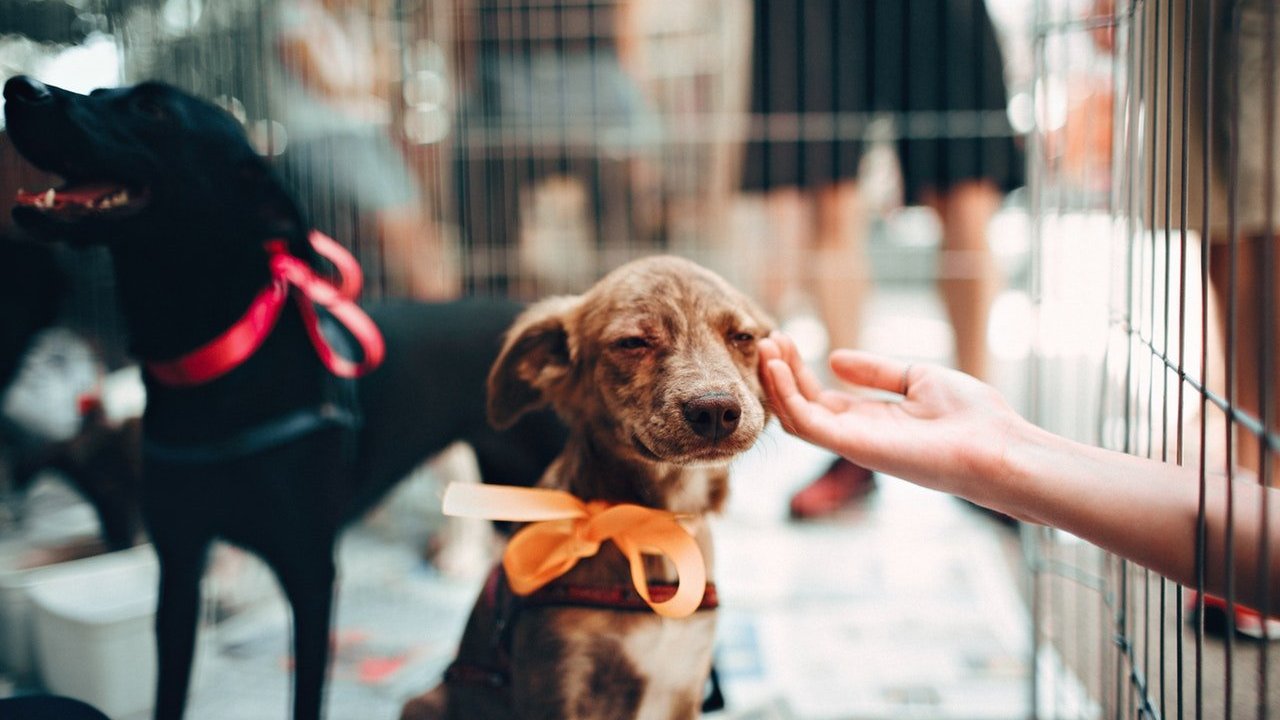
[978,415,1059,525]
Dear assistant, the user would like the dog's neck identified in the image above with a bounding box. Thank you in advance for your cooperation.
[107,227,276,360]
[547,435,730,516]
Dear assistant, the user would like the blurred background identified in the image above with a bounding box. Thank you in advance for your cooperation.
[0,0,1275,718]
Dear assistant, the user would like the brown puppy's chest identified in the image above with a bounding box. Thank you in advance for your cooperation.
[444,538,718,720]
[509,599,718,720]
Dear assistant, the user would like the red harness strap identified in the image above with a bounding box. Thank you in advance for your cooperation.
[146,231,385,386]
[442,566,719,690]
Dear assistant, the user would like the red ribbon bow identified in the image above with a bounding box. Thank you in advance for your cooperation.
[443,483,709,619]
[146,231,385,386]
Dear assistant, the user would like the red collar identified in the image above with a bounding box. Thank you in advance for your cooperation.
[521,580,720,612]
[145,231,385,386]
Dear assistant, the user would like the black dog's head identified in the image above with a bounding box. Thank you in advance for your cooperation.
[4,76,307,255]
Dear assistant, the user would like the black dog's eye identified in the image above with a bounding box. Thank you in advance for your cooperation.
[614,337,651,351]
[134,96,168,120]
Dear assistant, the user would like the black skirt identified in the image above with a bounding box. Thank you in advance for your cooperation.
[741,0,1025,202]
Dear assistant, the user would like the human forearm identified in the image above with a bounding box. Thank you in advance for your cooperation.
[759,338,1280,612]
[999,424,1280,614]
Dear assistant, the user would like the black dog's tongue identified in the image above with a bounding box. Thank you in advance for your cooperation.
[16,183,136,215]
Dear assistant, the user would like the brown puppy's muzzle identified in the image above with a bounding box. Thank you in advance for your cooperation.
[682,393,741,443]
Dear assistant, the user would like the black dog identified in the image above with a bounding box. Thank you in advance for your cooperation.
[3,76,564,720]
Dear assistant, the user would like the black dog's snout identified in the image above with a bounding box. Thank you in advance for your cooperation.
[683,393,741,441]
[4,76,53,106]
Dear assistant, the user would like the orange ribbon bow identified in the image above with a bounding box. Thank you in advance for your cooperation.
[442,483,708,619]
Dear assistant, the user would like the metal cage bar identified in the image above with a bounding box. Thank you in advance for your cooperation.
[1030,0,1279,717]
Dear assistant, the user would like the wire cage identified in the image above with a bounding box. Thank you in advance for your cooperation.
[94,0,756,299]
[1027,0,1278,717]
[8,0,1275,718]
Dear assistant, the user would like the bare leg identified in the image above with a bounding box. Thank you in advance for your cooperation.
[788,180,875,520]
[1210,234,1280,482]
[761,188,811,317]
[925,180,1003,381]
[812,179,871,353]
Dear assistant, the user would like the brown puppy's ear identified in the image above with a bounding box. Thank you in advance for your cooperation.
[487,296,580,429]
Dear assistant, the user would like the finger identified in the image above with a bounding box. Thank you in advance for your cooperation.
[793,356,827,402]
[758,337,781,364]
[765,358,839,443]
[815,388,859,413]
[770,332,825,400]
[761,357,800,429]
[828,350,913,395]
[757,338,782,397]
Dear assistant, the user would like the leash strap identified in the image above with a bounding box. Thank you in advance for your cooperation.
[270,232,385,379]
[145,231,384,386]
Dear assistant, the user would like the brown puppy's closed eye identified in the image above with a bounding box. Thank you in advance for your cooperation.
[402,255,773,720]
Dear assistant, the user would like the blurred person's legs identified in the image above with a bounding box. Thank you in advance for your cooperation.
[925,180,1003,382]
[1217,0,1280,483]
[785,180,878,519]
[788,179,1005,520]
[1209,235,1280,482]
[760,188,811,320]
[813,179,872,353]
[759,184,869,359]
[1134,0,1280,632]
[1192,0,1280,483]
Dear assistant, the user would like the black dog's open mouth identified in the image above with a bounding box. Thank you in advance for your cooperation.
[15,181,149,221]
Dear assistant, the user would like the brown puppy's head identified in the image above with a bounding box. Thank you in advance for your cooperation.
[488,256,773,468]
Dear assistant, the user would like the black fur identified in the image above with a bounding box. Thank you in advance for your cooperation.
[3,76,564,720]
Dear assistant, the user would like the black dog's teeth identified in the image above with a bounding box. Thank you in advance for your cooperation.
[21,188,56,209]
[95,189,131,209]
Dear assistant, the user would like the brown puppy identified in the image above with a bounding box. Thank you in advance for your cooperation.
[402,255,772,720]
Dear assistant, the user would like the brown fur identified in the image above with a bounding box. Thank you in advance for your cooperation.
[401,256,772,720]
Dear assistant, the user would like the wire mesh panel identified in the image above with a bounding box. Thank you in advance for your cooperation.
[100,0,751,299]
[0,0,1032,340]
[1027,0,1279,717]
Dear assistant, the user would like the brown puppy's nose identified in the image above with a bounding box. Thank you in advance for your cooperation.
[4,76,52,106]
[683,393,741,441]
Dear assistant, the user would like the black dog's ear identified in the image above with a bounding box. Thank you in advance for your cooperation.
[487,295,580,429]
[238,156,316,264]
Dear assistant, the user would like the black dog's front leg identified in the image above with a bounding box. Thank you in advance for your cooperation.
[276,548,337,720]
[153,539,212,720]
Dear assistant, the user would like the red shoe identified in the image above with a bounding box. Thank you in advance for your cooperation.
[788,458,876,520]
[1188,591,1280,640]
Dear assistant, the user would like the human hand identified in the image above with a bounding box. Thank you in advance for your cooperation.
[758,333,1032,507]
